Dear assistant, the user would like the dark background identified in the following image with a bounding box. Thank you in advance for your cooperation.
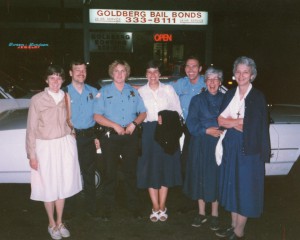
[0,0,299,103]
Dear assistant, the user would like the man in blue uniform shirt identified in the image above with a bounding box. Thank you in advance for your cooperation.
[94,60,146,220]
[170,56,206,213]
[170,56,206,173]
[66,59,99,218]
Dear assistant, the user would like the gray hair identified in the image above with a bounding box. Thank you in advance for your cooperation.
[204,67,223,83]
[233,56,257,82]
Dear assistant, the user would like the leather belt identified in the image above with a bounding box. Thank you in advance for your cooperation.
[75,127,95,137]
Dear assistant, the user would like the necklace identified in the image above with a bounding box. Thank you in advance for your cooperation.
[236,100,245,119]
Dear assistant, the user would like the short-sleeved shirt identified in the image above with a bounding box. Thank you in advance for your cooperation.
[93,83,146,127]
[170,75,206,120]
[67,83,98,129]
[138,82,182,122]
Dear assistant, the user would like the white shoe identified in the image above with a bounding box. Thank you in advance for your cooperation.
[57,223,70,238]
[48,226,62,240]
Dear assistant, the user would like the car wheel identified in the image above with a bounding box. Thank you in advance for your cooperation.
[79,166,103,199]
[95,167,103,198]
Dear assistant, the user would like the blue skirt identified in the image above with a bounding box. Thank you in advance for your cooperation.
[137,122,182,189]
[219,129,265,218]
[183,134,219,202]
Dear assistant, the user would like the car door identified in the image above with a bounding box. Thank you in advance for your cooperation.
[266,123,300,175]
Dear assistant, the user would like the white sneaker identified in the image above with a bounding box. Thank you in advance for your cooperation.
[58,223,70,238]
[48,226,62,240]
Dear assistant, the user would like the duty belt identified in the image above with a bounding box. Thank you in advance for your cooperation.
[75,127,95,137]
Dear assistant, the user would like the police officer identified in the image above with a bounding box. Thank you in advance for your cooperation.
[170,56,206,213]
[94,60,146,220]
[170,56,206,173]
[66,59,99,218]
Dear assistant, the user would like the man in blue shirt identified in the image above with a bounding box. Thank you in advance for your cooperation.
[170,56,206,213]
[66,59,99,218]
[170,56,206,172]
[94,60,146,220]
[171,56,206,120]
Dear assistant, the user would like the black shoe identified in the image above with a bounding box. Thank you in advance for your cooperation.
[209,216,220,231]
[191,214,207,227]
[215,226,234,238]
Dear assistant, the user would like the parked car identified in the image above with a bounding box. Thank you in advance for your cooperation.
[0,72,34,113]
[97,75,228,93]
[0,108,102,194]
[267,104,300,175]
[1,100,300,197]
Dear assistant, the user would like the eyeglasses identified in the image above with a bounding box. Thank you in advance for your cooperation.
[206,78,220,83]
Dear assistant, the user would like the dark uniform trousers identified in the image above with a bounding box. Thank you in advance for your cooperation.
[100,130,140,212]
[76,131,97,213]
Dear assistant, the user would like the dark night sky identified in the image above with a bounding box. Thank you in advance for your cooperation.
[1,0,299,103]
[209,1,300,104]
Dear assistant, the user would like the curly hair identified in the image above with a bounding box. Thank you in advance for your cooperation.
[108,60,131,79]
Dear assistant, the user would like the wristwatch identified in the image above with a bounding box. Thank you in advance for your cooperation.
[132,121,138,126]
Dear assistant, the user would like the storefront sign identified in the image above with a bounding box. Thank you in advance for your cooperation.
[89,32,133,52]
[8,42,49,49]
[90,9,208,25]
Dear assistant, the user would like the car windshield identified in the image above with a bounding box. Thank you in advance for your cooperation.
[0,108,28,130]
[0,71,32,98]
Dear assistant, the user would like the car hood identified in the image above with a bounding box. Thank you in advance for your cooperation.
[0,108,28,130]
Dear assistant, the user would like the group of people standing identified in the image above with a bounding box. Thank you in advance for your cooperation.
[25,55,270,240]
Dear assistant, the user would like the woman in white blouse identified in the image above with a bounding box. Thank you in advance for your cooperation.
[216,57,270,240]
[137,60,182,222]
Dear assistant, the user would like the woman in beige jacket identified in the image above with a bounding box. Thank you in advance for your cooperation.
[26,65,82,240]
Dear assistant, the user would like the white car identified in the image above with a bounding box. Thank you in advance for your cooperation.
[267,104,300,175]
[0,104,299,191]
[0,107,103,194]
[0,80,32,113]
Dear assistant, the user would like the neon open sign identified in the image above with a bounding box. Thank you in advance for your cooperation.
[154,34,173,42]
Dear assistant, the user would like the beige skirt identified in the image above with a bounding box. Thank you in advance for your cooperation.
[30,135,82,202]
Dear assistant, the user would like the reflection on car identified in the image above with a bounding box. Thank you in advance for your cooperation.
[98,76,180,88]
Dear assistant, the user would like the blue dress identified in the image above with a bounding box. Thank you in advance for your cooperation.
[183,91,224,201]
[219,129,264,218]
[137,121,182,189]
[218,87,269,218]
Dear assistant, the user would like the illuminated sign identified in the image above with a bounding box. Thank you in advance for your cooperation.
[89,32,132,52]
[8,42,49,50]
[154,34,173,42]
[89,9,208,25]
